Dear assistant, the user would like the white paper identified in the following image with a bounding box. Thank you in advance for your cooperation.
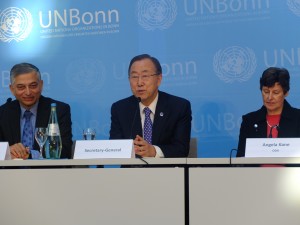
[73,139,134,159]
[245,138,300,157]
[0,142,11,160]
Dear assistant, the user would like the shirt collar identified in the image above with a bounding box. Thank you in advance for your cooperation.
[140,92,159,114]
[20,101,39,118]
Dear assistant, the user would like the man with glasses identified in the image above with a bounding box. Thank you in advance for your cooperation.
[109,54,192,158]
[0,63,73,159]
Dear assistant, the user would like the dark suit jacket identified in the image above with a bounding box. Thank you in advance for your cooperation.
[109,91,192,157]
[237,100,300,157]
[0,95,73,159]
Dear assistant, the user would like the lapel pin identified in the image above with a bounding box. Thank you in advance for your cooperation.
[160,112,164,117]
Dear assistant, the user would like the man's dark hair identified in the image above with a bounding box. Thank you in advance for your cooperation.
[128,54,162,75]
[260,67,290,94]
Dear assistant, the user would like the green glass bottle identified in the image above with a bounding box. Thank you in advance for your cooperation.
[45,103,62,159]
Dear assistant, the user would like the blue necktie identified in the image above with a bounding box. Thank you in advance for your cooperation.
[22,110,33,149]
[143,107,152,144]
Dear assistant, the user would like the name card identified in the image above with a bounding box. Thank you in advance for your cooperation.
[245,138,300,157]
[73,139,134,159]
[0,142,11,160]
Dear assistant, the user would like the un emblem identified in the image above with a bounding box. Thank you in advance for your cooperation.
[66,59,106,94]
[0,7,33,42]
[136,0,177,30]
[213,46,257,83]
[287,0,300,17]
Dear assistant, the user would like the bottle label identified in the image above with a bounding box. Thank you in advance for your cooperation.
[48,124,60,136]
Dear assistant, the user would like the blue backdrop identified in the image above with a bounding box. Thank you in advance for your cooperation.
[1,0,300,157]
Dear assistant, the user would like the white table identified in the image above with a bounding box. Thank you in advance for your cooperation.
[188,158,300,225]
[0,159,185,225]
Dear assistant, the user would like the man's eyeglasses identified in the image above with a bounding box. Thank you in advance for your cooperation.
[129,73,159,81]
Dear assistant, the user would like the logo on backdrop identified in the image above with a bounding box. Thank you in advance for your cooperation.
[161,58,198,87]
[65,59,106,94]
[213,46,257,83]
[183,0,271,26]
[287,0,300,17]
[0,7,33,42]
[136,0,177,30]
[39,8,120,39]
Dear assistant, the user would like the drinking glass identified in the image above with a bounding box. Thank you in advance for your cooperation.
[34,127,48,159]
[83,128,96,140]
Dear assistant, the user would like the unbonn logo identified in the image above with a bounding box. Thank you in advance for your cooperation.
[213,46,257,83]
[65,59,106,94]
[0,7,33,42]
[287,0,300,17]
[136,0,177,31]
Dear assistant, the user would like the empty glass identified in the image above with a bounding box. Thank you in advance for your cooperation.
[34,127,48,159]
[83,128,96,140]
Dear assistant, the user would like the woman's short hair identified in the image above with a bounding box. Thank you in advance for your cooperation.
[260,67,290,94]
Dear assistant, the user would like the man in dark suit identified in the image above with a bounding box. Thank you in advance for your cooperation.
[0,63,73,159]
[110,54,192,158]
[237,67,300,157]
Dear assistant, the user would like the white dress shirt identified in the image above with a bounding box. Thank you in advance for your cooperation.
[139,93,164,158]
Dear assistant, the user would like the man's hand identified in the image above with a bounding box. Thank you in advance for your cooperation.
[133,135,156,157]
[10,143,30,159]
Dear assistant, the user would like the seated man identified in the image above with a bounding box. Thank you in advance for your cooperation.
[109,54,192,158]
[0,63,73,159]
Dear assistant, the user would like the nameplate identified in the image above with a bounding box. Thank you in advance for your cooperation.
[245,138,300,157]
[73,139,134,159]
[0,142,11,160]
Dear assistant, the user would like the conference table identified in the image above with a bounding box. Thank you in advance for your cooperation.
[0,158,185,225]
[188,158,300,225]
[1,158,300,225]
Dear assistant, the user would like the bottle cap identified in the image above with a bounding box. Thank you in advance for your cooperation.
[51,103,56,107]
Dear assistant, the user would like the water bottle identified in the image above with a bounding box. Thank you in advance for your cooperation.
[45,103,62,159]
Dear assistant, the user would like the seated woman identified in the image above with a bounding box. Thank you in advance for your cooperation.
[237,67,300,157]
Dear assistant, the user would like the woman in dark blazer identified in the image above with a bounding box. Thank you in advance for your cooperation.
[237,67,300,157]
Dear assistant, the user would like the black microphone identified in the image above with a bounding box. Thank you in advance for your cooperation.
[130,97,141,139]
[129,97,148,164]
[268,125,279,138]
[229,148,238,165]
[6,97,12,103]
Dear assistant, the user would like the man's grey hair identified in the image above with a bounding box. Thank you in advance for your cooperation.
[10,63,41,84]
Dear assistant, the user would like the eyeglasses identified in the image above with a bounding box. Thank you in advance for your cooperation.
[129,73,159,81]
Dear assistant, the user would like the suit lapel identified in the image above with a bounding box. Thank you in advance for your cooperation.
[36,96,51,127]
[152,93,168,144]
[133,113,143,138]
[9,101,22,142]
[130,97,143,139]
[255,107,267,137]
[256,120,267,137]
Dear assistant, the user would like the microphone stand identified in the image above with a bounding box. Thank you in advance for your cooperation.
[268,125,279,138]
[130,97,148,165]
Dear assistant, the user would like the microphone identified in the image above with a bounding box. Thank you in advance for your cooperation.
[229,148,238,165]
[130,97,141,139]
[129,97,148,164]
[268,125,279,138]
[135,153,149,164]
[6,97,12,103]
